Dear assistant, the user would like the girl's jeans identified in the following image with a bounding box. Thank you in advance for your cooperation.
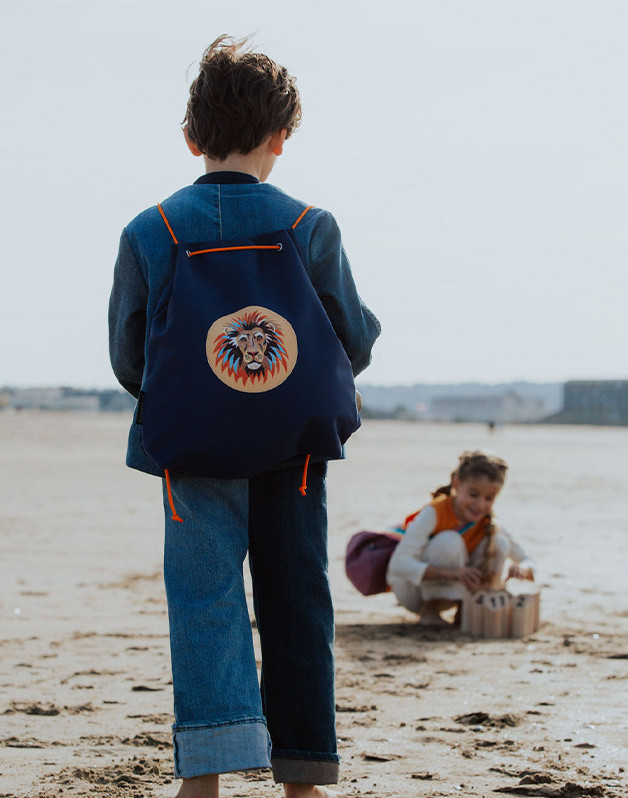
[162,461,339,784]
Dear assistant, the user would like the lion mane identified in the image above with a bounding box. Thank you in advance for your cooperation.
[212,309,290,385]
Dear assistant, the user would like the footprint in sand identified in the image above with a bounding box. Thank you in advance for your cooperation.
[3,701,60,716]
[122,732,172,749]
[46,756,173,792]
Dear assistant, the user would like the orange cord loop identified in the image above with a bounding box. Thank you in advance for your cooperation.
[299,454,311,496]
[164,469,183,522]
[157,203,178,244]
[292,205,314,229]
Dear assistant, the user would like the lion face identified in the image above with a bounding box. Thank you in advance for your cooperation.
[235,326,271,371]
[223,317,278,376]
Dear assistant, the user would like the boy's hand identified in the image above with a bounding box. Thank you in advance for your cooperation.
[508,565,534,581]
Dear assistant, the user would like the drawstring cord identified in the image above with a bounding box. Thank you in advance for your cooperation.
[186,244,282,257]
[164,469,183,523]
[299,454,311,496]
[292,205,314,229]
[157,203,179,244]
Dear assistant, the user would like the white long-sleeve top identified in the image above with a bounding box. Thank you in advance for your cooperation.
[386,504,533,588]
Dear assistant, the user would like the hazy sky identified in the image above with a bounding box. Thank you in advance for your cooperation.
[1,0,626,387]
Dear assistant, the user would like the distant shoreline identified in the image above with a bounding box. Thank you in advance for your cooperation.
[2,379,626,426]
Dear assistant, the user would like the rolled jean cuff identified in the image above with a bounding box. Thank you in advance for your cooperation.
[173,717,271,778]
[271,750,340,784]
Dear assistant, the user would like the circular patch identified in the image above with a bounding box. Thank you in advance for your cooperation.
[206,306,298,393]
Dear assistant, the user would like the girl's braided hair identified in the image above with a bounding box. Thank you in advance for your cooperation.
[432,450,508,498]
[433,451,508,584]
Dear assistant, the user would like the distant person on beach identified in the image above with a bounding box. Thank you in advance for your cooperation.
[109,36,379,798]
[387,451,534,625]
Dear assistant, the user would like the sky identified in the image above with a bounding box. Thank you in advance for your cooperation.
[1,0,626,388]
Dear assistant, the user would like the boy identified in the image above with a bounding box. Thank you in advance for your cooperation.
[109,35,380,798]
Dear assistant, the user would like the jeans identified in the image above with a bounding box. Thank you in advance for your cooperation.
[162,461,339,783]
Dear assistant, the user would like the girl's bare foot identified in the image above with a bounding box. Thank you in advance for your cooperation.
[283,785,348,798]
[176,774,219,798]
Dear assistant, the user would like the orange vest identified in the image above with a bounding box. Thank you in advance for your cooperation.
[403,494,489,555]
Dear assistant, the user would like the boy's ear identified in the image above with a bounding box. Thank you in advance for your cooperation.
[183,125,203,157]
[269,128,288,156]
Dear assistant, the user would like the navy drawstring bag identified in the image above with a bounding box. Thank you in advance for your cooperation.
[139,204,360,493]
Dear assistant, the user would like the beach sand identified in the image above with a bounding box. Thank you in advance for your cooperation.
[1,413,627,797]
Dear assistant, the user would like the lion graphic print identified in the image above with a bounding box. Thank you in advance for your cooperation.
[206,306,298,393]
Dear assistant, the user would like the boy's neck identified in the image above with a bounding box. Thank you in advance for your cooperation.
[202,151,270,182]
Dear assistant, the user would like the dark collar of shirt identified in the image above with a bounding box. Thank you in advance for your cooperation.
[194,171,260,185]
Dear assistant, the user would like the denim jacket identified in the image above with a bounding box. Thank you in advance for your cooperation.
[109,172,381,476]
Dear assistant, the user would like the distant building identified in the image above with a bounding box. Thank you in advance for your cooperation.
[10,388,65,409]
[357,382,563,419]
[2,387,133,413]
[98,390,135,412]
[547,380,628,425]
[54,395,100,412]
[430,390,545,423]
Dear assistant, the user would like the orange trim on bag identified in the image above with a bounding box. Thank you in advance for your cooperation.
[292,205,314,229]
[157,203,178,244]
[164,469,183,523]
[299,454,311,496]
[186,244,282,257]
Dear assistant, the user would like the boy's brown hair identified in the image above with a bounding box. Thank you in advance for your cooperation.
[183,35,302,161]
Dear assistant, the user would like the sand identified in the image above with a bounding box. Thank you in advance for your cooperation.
[1,413,627,798]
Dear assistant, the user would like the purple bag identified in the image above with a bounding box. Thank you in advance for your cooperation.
[345,530,403,596]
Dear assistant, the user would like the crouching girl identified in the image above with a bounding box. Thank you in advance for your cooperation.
[387,451,534,626]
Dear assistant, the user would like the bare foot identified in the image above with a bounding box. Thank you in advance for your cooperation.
[284,786,348,798]
[176,774,219,798]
